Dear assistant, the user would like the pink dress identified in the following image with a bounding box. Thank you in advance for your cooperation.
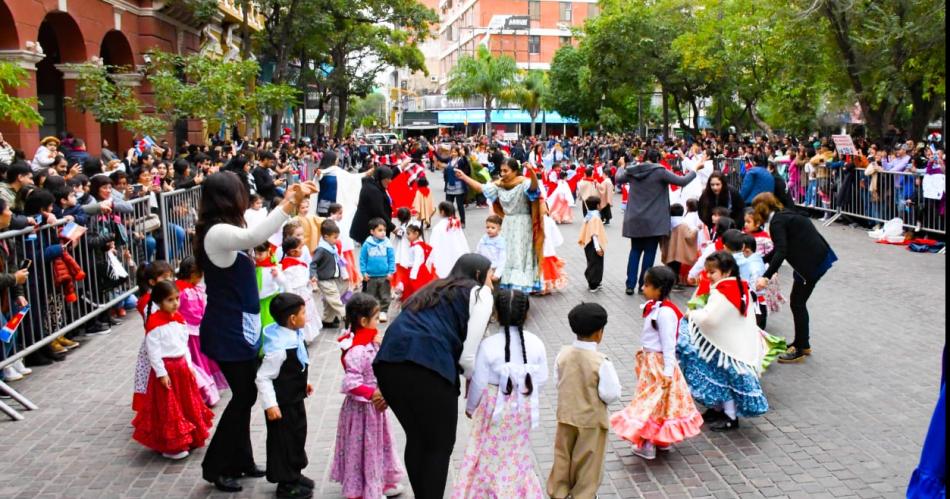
[177,282,228,406]
[330,343,404,498]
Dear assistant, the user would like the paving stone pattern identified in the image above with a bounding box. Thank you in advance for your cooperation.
[0,181,943,499]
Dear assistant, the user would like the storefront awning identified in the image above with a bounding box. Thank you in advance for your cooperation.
[437,109,578,125]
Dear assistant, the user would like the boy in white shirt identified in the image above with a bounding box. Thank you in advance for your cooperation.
[475,215,506,282]
[547,302,621,499]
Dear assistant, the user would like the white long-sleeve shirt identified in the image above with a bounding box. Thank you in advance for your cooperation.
[459,285,494,379]
[145,321,192,378]
[641,306,679,377]
[205,206,290,268]
[408,243,427,279]
[554,340,622,405]
[466,328,549,419]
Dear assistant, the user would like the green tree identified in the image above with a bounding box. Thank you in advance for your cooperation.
[66,52,298,141]
[346,92,387,131]
[447,45,519,135]
[509,70,549,136]
[793,0,945,140]
[0,61,42,126]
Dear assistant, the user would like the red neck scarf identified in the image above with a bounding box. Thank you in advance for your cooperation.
[642,299,684,323]
[280,257,306,271]
[145,310,185,334]
[175,280,196,292]
[256,254,276,267]
[714,278,749,314]
[338,327,377,367]
[447,216,462,231]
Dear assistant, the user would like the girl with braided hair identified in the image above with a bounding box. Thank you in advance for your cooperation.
[453,289,548,498]
[678,251,769,432]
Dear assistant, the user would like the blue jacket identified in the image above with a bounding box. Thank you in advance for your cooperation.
[359,236,395,278]
[740,166,775,204]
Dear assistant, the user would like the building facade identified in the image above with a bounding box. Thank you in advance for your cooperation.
[0,0,260,157]
[393,0,598,135]
[438,0,599,81]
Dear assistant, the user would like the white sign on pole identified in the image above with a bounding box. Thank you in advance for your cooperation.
[832,134,856,155]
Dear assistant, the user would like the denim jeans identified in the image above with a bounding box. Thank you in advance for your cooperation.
[625,236,660,290]
[805,180,818,206]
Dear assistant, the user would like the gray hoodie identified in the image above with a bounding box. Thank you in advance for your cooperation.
[615,163,696,239]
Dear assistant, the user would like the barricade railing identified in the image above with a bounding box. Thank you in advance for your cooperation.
[717,157,945,235]
[158,187,201,271]
[0,195,152,420]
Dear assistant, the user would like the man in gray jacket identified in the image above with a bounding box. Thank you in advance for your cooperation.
[615,148,700,294]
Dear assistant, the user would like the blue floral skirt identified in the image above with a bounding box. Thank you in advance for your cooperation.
[676,322,769,418]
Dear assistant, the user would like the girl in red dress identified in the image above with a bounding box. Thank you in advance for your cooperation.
[402,224,435,301]
[131,280,214,460]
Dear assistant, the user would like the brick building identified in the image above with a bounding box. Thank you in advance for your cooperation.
[0,0,259,157]
[438,0,599,81]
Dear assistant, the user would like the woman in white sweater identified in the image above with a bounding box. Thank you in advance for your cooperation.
[193,171,317,492]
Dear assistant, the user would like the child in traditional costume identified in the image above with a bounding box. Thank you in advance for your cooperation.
[678,251,769,431]
[454,289,548,498]
[257,293,316,498]
[578,196,607,292]
[176,257,226,407]
[132,281,214,460]
[546,171,575,224]
[540,212,567,295]
[428,201,470,278]
[403,224,434,301]
[610,266,702,459]
[330,293,405,499]
[280,236,321,342]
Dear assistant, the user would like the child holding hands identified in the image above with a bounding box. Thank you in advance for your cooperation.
[330,293,405,499]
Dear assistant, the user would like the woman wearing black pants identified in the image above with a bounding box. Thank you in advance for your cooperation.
[374,254,494,498]
[752,192,838,364]
[194,172,317,492]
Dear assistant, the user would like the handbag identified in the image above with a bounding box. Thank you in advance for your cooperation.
[134,213,161,233]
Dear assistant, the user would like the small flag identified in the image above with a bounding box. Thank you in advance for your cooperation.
[0,304,29,343]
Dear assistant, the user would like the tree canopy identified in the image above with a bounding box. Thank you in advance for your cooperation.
[546,0,946,139]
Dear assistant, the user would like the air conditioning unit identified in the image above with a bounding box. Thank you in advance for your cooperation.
[430,76,438,83]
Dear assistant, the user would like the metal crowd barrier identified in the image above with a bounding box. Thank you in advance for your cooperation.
[158,187,201,271]
[0,195,152,420]
[718,157,946,235]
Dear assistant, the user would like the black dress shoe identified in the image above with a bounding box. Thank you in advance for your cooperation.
[702,408,725,422]
[276,482,313,499]
[212,476,243,492]
[24,352,53,367]
[710,417,739,432]
[239,465,266,478]
[297,474,315,489]
[625,288,635,295]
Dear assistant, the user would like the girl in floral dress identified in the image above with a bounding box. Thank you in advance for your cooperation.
[330,293,405,499]
[610,266,703,460]
[453,289,548,499]
[456,158,544,293]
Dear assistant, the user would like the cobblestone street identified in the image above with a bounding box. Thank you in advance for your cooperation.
[0,185,943,499]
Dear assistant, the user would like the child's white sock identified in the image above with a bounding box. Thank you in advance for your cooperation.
[722,400,737,420]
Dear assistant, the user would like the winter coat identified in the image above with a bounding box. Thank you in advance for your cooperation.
[616,163,696,239]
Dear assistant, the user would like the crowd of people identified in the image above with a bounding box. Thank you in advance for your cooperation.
[0,126,944,499]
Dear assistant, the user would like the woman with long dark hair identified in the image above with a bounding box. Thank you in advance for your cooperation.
[349,166,395,244]
[194,171,316,492]
[752,192,837,364]
[697,171,745,228]
[373,254,494,498]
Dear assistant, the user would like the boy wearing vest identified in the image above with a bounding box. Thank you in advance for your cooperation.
[256,293,315,499]
[547,302,622,499]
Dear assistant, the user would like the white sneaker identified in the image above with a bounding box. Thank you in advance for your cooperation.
[632,441,656,460]
[379,312,388,323]
[383,483,404,497]
[589,286,603,293]
[162,450,190,460]
[12,360,32,376]
[2,366,23,381]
